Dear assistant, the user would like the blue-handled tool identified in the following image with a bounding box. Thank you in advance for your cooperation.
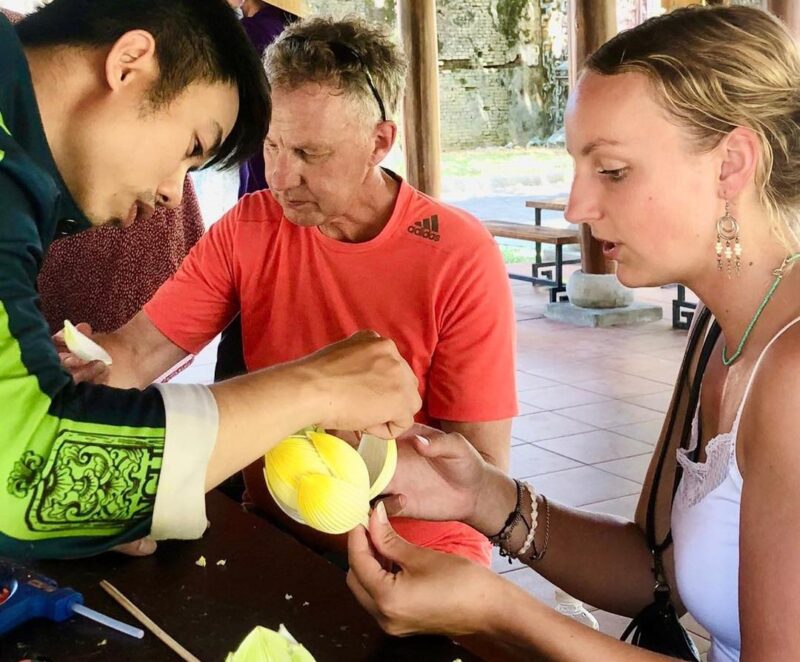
[0,558,143,638]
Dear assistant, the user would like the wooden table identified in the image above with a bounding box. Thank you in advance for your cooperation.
[5,491,484,662]
[524,198,569,266]
[524,199,569,211]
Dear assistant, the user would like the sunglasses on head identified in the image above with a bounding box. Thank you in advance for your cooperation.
[284,35,387,122]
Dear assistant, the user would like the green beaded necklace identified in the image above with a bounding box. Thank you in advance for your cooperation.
[722,253,800,366]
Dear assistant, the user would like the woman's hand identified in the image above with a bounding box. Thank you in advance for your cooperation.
[382,424,517,535]
[346,502,507,637]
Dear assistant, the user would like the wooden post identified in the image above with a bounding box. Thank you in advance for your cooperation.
[569,0,616,274]
[398,0,442,197]
[768,0,800,37]
[569,0,616,85]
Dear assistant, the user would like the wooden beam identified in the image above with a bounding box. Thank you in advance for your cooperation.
[768,0,800,37]
[569,0,616,85]
[569,0,616,274]
[398,0,442,197]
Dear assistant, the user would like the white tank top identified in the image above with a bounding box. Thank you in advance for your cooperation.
[672,316,800,662]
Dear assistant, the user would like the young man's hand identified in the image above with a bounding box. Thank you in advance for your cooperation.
[300,330,421,439]
[53,322,111,385]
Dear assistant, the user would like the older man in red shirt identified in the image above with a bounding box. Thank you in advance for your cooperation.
[67,15,517,566]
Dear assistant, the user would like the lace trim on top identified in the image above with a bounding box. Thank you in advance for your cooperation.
[675,416,735,509]
[675,315,800,509]
[675,314,800,510]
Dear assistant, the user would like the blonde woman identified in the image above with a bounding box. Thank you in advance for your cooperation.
[347,6,800,660]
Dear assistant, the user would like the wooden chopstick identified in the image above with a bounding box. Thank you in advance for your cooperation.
[100,580,201,662]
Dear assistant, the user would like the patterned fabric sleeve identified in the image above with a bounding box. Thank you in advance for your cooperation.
[0,141,216,560]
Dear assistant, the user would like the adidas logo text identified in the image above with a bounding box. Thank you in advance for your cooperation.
[408,215,441,242]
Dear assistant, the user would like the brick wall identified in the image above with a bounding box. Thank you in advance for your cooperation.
[307,0,566,150]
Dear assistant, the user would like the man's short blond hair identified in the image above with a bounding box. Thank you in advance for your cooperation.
[264,15,407,126]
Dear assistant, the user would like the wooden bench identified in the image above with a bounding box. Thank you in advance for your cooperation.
[483,220,580,302]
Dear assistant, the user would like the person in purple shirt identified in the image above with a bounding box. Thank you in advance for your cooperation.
[228,0,308,195]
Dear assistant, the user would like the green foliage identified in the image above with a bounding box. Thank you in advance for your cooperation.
[496,0,529,46]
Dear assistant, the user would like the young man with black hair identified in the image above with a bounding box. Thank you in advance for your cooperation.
[0,0,419,559]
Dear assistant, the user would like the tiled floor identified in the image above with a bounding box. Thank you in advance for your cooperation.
[171,267,711,656]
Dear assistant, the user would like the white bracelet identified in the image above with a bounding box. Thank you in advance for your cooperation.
[515,482,539,557]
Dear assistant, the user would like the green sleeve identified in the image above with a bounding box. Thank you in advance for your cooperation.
[0,169,168,560]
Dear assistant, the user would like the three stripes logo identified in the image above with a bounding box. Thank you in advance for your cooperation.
[408,215,441,242]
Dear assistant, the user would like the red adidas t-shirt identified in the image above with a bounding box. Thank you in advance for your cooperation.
[145,177,517,564]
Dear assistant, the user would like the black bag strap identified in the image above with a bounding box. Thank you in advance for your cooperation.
[645,307,721,556]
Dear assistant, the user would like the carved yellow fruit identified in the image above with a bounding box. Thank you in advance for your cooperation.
[263,430,397,535]
[226,624,315,662]
[63,320,113,365]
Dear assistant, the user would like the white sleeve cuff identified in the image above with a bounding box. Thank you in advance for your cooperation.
[150,383,219,541]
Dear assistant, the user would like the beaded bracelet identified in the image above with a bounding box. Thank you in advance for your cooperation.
[489,481,554,564]
[527,493,551,562]
[488,479,525,560]
[516,482,539,557]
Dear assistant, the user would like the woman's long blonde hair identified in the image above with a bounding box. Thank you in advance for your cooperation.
[587,6,800,251]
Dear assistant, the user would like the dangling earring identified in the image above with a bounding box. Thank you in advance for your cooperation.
[715,201,742,277]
